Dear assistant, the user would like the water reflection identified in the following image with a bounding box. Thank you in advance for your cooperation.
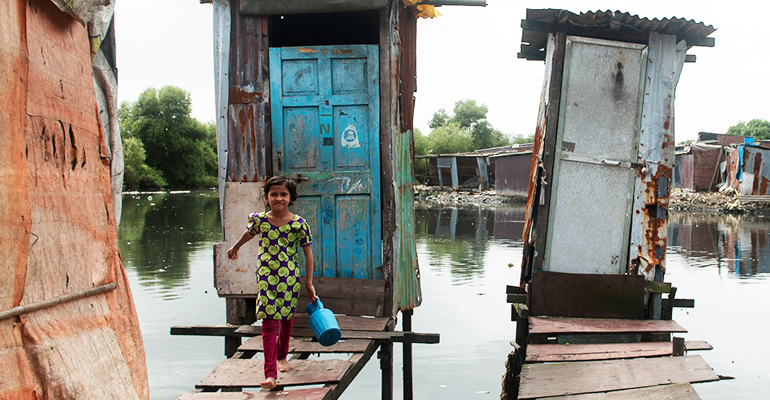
[118,191,222,298]
[414,205,525,284]
[668,212,770,276]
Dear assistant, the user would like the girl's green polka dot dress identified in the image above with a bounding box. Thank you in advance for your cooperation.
[247,212,312,320]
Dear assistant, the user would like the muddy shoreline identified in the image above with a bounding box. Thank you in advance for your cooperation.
[414,185,770,214]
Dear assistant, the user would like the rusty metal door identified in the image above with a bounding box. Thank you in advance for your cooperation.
[269,45,381,279]
[543,36,648,274]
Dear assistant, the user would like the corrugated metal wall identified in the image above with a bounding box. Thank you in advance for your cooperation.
[495,153,533,197]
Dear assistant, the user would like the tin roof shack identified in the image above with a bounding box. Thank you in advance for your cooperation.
[506,10,720,399]
[492,145,534,197]
[725,143,770,196]
[178,1,480,397]
[675,143,724,191]
[517,8,715,313]
[1,1,146,399]
[415,144,532,192]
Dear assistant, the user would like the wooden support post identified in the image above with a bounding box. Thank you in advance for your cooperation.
[514,303,530,357]
[225,298,256,357]
[403,309,413,400]
[380,342,393,400]
[673,336,685,356]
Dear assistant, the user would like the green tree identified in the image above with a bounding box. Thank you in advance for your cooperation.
[427,122,474,154]
[413,127,429,157]
[121,86,217,188]
[513,134,535,144]
[122,137,167,190]
[727,119,770,140]
[426,100,510,153]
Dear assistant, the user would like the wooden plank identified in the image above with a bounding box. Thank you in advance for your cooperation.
[530,273,645,319]
[291,315,391,331]
[644,281,672,294]
[526,342,675,362]
[197,359,349,389]
[518,355,718,399]
[507,294,527,304]
[234,327,438,344]
[529,317,687,335]
[545,382,700,399]
[685,340,713,351]
[238,336,373,353]
[663,298,695,308]
[171,325,241,337]
[324,339,380,400]
[179,387,332,400]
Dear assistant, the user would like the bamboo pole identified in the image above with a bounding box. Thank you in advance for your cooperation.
[0,282,117,321]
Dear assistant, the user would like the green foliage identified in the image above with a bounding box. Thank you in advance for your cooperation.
[122,137,167,190]
[513,134,535,144]
[427,122,474,154]
[429,108,450,129]
[120,86,218,189]
[425,99,509,154]
[727,119,770,140]
[413,127,429,157]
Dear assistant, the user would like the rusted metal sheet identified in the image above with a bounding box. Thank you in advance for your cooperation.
[0,1,148,399]
[530,273,645,319]
[726,145,770,196]
[226,2,267,183]
[674,153,694,189]
[391,4,422,313]
[628,33,686,285]
[494,152,532,197]
[519,9,716,60]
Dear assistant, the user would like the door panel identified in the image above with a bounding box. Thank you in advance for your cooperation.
[270,45,381,279]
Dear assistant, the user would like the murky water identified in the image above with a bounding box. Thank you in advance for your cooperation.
[119,192,769,399]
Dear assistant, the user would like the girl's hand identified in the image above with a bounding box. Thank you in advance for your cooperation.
[227,246,238,259]
[306,283,318,302]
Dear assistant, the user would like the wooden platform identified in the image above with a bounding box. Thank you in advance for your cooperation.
[519,355,718,399]
[517,316,717,399]
[175,314,443,399]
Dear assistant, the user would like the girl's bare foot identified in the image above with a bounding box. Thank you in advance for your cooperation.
[260,377,276,389]
[278,359,292,372]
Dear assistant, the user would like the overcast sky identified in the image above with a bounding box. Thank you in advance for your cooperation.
[115,0,769,143]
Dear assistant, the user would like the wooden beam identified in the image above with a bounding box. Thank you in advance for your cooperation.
[645,281,672,293]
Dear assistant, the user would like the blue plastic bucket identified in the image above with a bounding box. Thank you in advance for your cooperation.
[306,299,341,347]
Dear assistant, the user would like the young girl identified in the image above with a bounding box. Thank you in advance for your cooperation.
[227,176,317,389]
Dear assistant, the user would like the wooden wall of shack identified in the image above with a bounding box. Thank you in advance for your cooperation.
[213,0,421,340]
[494,152,532,197]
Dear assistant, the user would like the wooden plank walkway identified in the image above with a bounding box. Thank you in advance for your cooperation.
[517,316,718,399]
[177,316,392,399]
[519,355,718,399]
[526,340,710,363]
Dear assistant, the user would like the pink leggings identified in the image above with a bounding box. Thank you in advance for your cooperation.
[261,318,293,379]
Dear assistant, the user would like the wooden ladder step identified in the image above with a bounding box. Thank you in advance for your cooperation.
[196,359,350,390]
[529,317,687,335]
[518,355,718,399]
[526,340,711,362]
[238,336,374,353]
[542,382,701,399]
[179,387,331,400]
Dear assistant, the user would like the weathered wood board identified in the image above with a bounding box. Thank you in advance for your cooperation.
[239,336,373,353]
[234,326,438,343]
[526,340,711,362]
[291,315,391,331]
[529,317,687,334]
[685,340,713,351]
[179,387,331,400]
[518,355,718,399]
[530,273,645,319]
[197,359,350,389]
[545,382,700,399]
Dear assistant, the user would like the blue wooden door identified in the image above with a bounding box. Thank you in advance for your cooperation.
[269,45,381,279]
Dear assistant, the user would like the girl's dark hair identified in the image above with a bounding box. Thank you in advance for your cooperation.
[263,176,298,206]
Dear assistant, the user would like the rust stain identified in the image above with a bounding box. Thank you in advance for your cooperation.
[662,116,670,130]
[332,49,353,55]
[753,152,763,195]
[633,164,673,273]
[298,47,318,53]
[229,86,262,104]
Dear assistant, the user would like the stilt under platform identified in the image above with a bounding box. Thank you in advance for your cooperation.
[511,316,719,400]
[173,315,438,399]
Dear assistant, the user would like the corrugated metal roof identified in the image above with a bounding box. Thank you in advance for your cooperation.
[520,9,716,60]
